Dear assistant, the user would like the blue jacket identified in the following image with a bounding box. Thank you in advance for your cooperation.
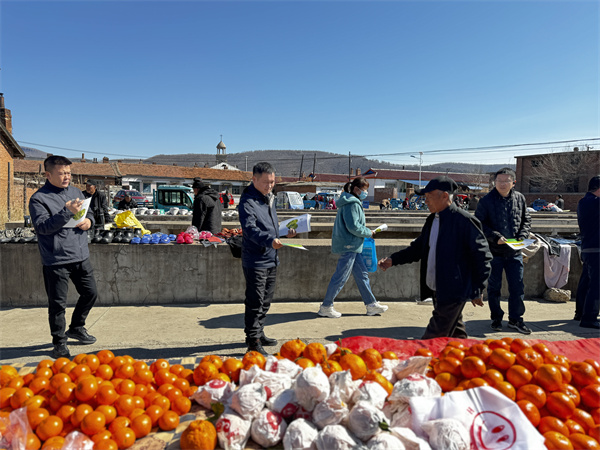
[29,180,95,266]
[578,191,599,253]
[239,184,280,269]
[390,203,492,304]
[331,192,372,254]
[475,188,531,256]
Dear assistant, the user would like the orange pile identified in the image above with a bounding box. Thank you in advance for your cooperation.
[422,338,600,450]
[0,351,195,450]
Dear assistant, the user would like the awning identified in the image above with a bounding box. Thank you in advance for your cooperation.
[398,179,426,188]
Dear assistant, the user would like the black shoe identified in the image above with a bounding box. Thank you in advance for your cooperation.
[52,343,71,359]
[66,327,97,344]
[121,230,134,244]
[112,229,124,243]
[91,229,103,243]
[574,313,582,321]
[100,230,114,244]
[246,339,268,356]
[580,321,600,329]
[491,320,502,331]
[260,335,278,346]
[133,228,143,238]
[508,320,532,335]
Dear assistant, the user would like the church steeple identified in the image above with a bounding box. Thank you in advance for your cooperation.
[216,135,227,164]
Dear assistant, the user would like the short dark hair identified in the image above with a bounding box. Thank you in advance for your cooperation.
[253,162,275,176]
[588,175,600,192]
[44,155,72,172]
[494,167,516,181]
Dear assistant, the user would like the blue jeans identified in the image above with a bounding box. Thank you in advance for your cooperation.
[322,252,377,307]
[487,253,525,322]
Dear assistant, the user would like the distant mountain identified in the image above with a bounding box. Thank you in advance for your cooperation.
[23,147,513,176]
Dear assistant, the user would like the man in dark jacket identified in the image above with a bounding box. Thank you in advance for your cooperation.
[239,162,296,354]
[83,180,110,228]
[576,175,599,329]
[475,167,532,334]
[29,155,98,359]
[378,176,492,339]
[191,178,222,235]
[117,193,137,210]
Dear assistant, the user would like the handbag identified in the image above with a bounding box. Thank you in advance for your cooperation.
[361,237,377,273]
[227,235,243,258]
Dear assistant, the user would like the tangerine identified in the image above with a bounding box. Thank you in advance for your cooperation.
[581,384,600,409]
[339,353,367,380]
[568,433,600,450]
[489,348,516,371]
[158,410,179,431]
[534,364,564,392]
[517,399,541,427]
[461,356,486,379]
[517,384,547,409]
[543,431,573,450]
[280,339,307,361]
[547,391,576,420]
[303,343,328,365]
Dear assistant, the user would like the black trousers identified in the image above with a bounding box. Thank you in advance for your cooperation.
[242,265,277,340]
[422,293,468,339]
[43,259,98,345]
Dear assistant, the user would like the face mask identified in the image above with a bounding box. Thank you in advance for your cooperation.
[359,190,368,200]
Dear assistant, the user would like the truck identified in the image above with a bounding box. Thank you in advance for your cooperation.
[152,185,195,211]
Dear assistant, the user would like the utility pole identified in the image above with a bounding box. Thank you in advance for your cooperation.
[245,156,248,172]
[312,153,316,176]
[298,154,304,181]
[348,152,351,181]
[411,151,423,188]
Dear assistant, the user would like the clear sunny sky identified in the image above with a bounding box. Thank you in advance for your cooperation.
[1,0,598,168]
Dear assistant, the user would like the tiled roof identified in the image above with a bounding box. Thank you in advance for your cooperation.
[278,173,352,183]
[0,122,26,158]
[14,159,252,182]
[363,168,485,184]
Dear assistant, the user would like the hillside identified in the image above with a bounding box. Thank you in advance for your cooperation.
[22,147,512,176]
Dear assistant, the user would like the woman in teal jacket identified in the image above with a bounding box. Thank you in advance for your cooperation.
[318,177,388,318]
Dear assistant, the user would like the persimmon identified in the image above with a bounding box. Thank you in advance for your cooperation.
[155,369,177,386]
[145,405,164,426]
[0,387,16,409]
[24,394,47,411]
[94,438,118,450]
[434,357,462,377]
[172,396,192,415]
[435,372,459,392]
[441,347,465,362]
[36,415,63,441]
[302,343,327,365]
[466,344,492,363]
[556,364,573,384]
[590,425,600,444]
[571,362,598,387]
[280,339,307,361]
[219,359,242,382]
[96,350,115,365]
[509,338,531,354]
[36,367,54,380]
[151,395,170,412]
[91,429,112,445]
[71,403,94,427]
[55,381,76,404]
[96,364,114,381]
[11,387,34,409]
[413,348,433,358]
[481,369,504,387]
[517,400,541,427]
[568,433,600,450]
[543,431,573,450]
[506,365,533,389]
[97,385,119,406]
[517,384,547,409]
[200,355,223,370]
[115,364,135,380]
[534,364,564,392]
[589,407,600,424]
[461,356,486,379]
[165,388,183,404]
[495,381,516,401]
[539,416,570,436]
[116,379,136,396]
[570,408,595,433]
[151,359,170,373]
[339,353,367,380]
[68,364,92,382]
[295,358,316,370]
[168,364,184,376]
[173,378,191,396]
[516,348,544,373]
[488,339,510,351]
[547,391,576,420]
[131,369,153,386]
[109,356,126,372]
[382,351,399,360]
[115,395,136,417]
[581,384,600,409]
[29,377,50,395]
[565,419,586,435]
[52,358,70,375]
[558,384,581,408]
[585,360,600,377]
[489,348,516,371]
[447,340,467,350]
[360,348,383,370]
[7,376,25,390]
[48,373,71,395]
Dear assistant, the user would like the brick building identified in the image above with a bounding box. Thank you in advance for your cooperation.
[0,94,25,223]
[515,148,600,210]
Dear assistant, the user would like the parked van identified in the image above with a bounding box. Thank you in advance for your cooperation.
[153,185,195,210]
[276,191,305,210]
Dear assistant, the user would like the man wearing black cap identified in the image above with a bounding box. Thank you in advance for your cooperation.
[378,176,492,339]
[83,180,110,229]
[475,167,532,334]
[117,193,137,210]
[575,175,600,329]
[191,178,222,235]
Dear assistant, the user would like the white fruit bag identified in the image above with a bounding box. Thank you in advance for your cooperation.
[367,432,406,450]
[215,410,252,450]
[347,400,388,442]
[421,418,469,450]
[388,373,441,405]
[265,355,303,379]
[191,378,235,409]
[380,358,399,384]
[294,367,330,412]
[239,364,292,398]
[229,382,267,420]
[283,418,319,450]
[312,390,349,429]
[389,427,432,450]
[250,409,287,448]
[392,357,432,381]
[328,370,359,404]
[351,381,389,410]
[269,388,300,420]
[315,424,365,450]
[409,386,545,450]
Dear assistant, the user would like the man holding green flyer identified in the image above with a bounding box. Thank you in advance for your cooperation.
[476,167,532,334]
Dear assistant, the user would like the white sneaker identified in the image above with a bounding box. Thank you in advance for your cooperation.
[366,302,388,316]
[318,305,342,318]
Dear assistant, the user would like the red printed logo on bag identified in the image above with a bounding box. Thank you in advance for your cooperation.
[281,403,298,418]
[470,411,516,449]
[266,411,281,430]
[216,418,231,433]
[209,379,226,389]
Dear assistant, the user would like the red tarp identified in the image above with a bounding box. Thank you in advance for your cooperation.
[340,336,600,362]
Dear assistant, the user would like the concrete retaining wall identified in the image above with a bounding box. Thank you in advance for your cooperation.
[0,241,582,307]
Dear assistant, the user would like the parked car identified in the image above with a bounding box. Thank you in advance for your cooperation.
[112,190,149,208]
[276,191,305,210]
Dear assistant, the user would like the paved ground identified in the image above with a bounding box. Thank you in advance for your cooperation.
[1,297,598,366]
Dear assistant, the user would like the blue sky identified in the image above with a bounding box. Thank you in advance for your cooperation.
[1,0,598,168]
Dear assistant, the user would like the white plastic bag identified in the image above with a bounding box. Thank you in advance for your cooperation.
[312,390,349,429]
[367,432,406,450]
[392,357,432,381]
[62,431,94,450]
[251,409,287,448]
[389,427,432,450]
[421,418,469,450]
[229,382,267,420]
[283,418,319,450]
[315,424,365,450]
[409,386,545,449]
[265,355,303,379]
[269,388,300,420]
[191,378,234,409]
[215,410,252,450]
[239,364,293,398]
[328,370,359,404]
[388,373,441,405]
[351,381,389,410]
[347,400,388,442]
[294,367,330,412]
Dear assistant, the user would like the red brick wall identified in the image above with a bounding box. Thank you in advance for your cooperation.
[0,141,15,223]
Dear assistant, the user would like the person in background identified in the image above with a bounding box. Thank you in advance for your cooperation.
[402,197,409,210]
[378,176,492,339]
[221,191,230,209]
[29,155,98,359]
[576,175,599,329]
[318,177,388,318]
[239,162,297,355]
[191,178,222,235]
[555,194,565,210]
[468,194,479,211]
[117,193,137,210]
[83,179,110,229]
[475,167,532,334]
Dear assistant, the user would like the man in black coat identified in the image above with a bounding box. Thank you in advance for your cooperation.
[117,193,137,210]
[83,180,110,228]
[191,178,222,235]
[378,176,492,339]
[475,167,532,334]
